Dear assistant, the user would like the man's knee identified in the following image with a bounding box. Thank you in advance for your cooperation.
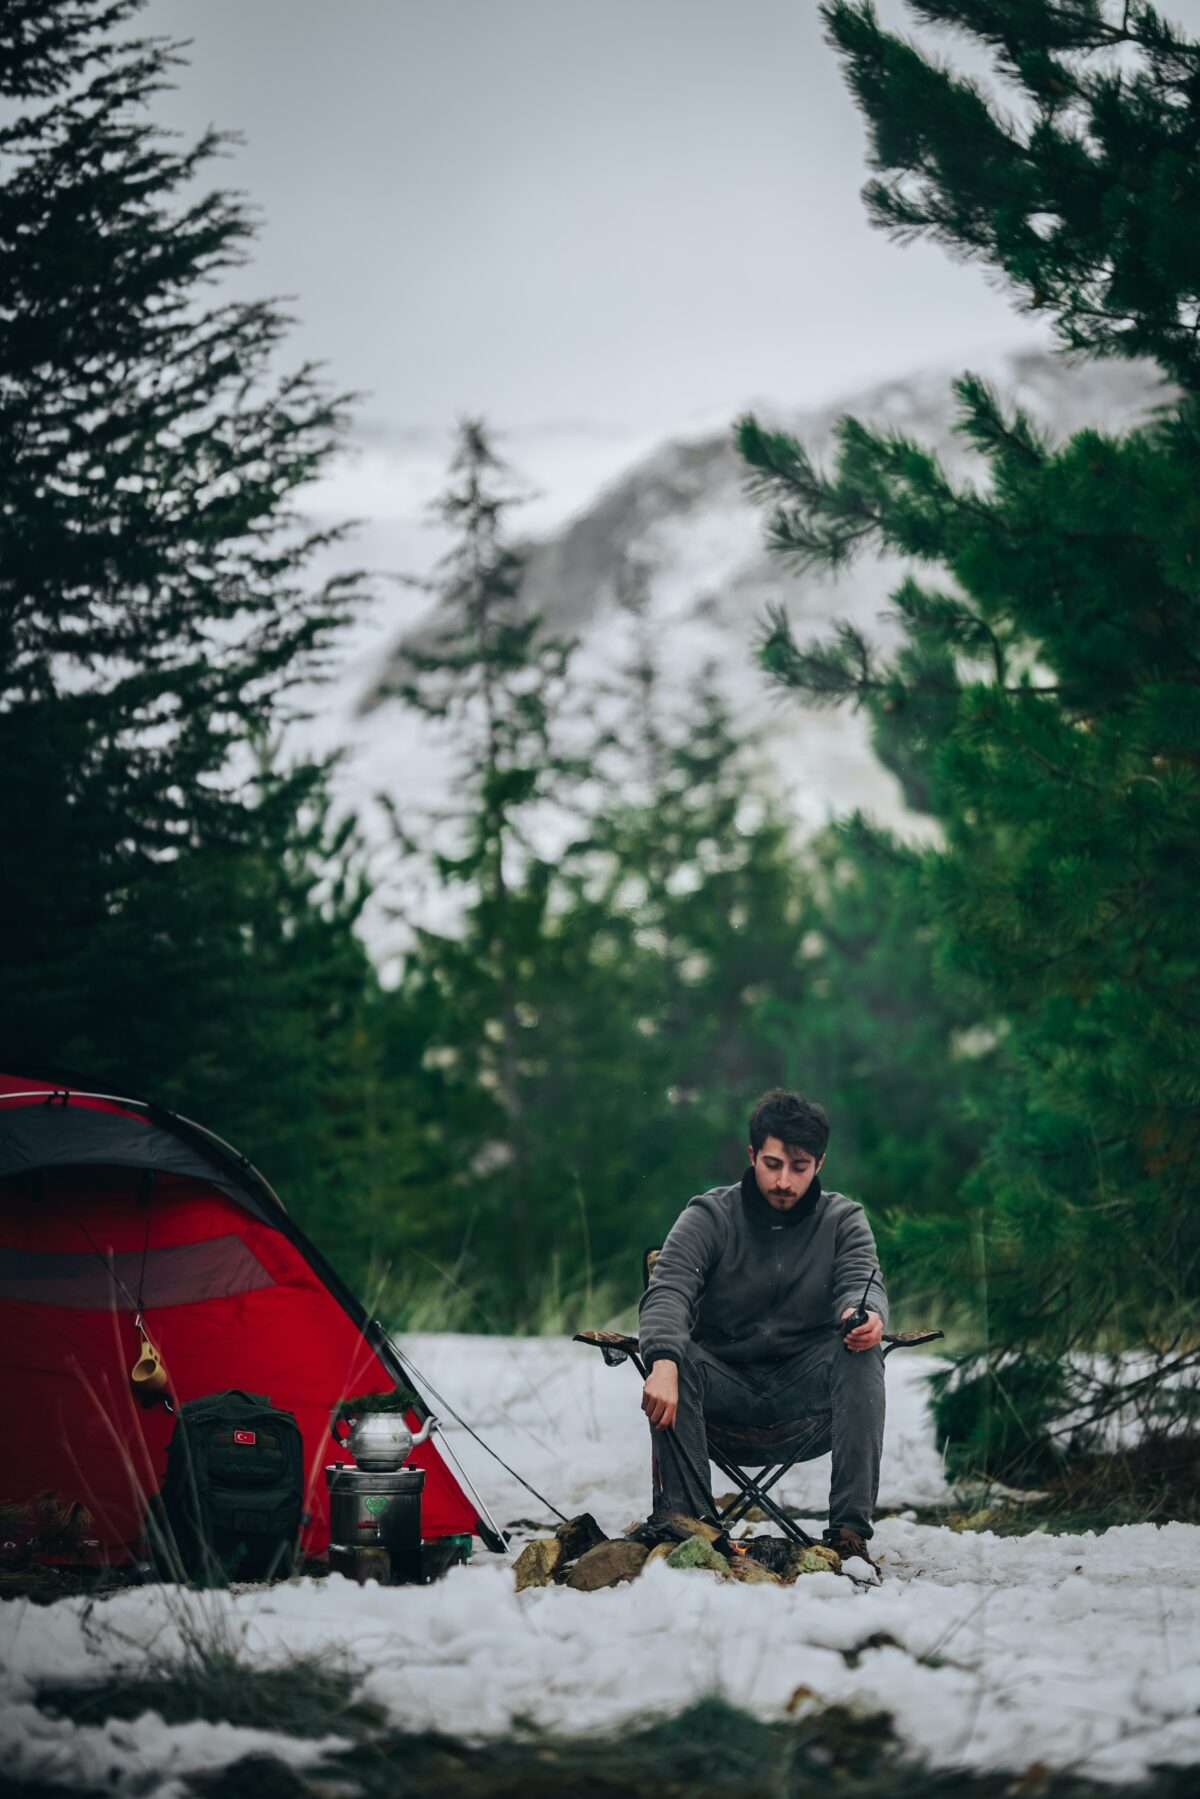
[831,1343,884,1399]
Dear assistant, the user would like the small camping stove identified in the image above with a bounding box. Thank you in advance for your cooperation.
[325,1412,436,1584]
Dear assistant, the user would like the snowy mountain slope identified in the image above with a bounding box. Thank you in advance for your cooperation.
[296,351,1170,954]
[513,347,1168,642]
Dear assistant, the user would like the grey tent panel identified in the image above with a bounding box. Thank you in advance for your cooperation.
[0,1106,278,1225]
[0,1235,275,1308]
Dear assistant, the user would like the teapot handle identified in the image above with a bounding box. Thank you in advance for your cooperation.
[329,1415,354,1453]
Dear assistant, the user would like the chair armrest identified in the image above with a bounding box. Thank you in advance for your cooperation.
[575,1325,944,1366]
[881,1328,945,1359]
[573,1329,643,1369]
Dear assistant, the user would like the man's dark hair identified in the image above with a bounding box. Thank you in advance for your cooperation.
[748,1089,829,1159]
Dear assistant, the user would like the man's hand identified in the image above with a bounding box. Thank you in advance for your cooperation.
[840,1308,884,1352]
[642,1359,679,1430]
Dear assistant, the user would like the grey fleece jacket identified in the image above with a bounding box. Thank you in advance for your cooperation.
[638,1173,888,1369]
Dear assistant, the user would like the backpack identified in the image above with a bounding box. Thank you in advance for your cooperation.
[150,1390,304,1585]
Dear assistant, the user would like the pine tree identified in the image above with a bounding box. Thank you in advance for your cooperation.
[763,815,994,1271]
[558,577,819,1250]
[375,421,589,1309]
[380,491,988,1327]
[738,0,1200,1469]
[581,639,990,1282]
[825,0,1200,389]
[0,3,384,1224]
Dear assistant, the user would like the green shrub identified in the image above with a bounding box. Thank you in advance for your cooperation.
[929,1355,1078,1484]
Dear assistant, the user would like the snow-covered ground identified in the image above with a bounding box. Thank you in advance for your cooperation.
[4,1336,1200,1793]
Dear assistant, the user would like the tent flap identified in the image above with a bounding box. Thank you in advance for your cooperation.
[0,1106,278,1225]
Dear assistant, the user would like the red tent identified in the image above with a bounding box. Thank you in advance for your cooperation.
[0,1068,502,1566]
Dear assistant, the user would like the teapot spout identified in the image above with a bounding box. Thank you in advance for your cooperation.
[410,1414,438,1448]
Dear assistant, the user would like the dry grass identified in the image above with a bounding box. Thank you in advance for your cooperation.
[36,1647,384,1741]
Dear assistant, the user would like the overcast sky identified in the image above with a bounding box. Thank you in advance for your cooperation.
[139,0,1060,448]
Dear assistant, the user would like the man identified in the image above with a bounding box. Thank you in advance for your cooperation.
[638,1088,886,1577]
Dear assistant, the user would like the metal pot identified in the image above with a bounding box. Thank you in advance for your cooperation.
[325,1462,425,1579]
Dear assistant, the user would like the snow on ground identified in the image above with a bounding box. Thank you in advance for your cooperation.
[4,1337,1200,1793]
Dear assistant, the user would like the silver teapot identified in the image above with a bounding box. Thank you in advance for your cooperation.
[344,1410,437,1471]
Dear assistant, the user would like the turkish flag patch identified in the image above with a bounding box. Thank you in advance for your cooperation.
[233,1429,257,1445]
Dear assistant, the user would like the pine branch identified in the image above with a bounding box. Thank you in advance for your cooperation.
[758,606,882,704]
[821,0,1200,389]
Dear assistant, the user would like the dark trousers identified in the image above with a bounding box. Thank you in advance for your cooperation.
[649,1332,885,1538]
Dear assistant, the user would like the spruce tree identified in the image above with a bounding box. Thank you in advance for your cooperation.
[576,602,990,1281]
[0,2,383,1217]
[739,0,1200,1468]
[375,421,588,1310]
[764,815,994,1268]
[559,579,818,1249]
[380,493,988,1326]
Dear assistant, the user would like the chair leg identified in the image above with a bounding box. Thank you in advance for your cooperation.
[744,1486,815,1547]
[714,1471,782,1532]
[617,1348,816,1547]
[713,1459,787,1527]
[713,1473,761,1530]
[710,1451,815,1547]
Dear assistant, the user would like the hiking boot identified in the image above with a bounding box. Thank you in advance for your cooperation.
[823,1526,881,1584]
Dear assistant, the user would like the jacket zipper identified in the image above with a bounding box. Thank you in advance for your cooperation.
[768,1227,785,1318]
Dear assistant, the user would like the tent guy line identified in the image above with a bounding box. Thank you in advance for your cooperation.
[384,1334,568,1530]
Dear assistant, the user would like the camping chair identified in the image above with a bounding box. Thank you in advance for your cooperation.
[574,1248,943,1548]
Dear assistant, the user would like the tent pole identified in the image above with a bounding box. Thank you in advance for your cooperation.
[430,1427,510,1554]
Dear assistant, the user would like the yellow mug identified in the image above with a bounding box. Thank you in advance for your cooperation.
[130,1335,170,1402]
